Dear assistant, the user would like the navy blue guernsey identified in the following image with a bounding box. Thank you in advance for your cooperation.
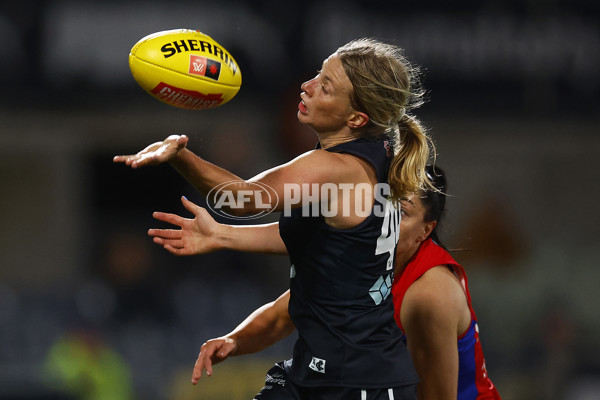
[279,138,419,388]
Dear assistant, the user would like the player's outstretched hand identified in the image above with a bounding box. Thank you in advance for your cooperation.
[191,337,237,384]
[113,134,188,168]
[149,196,221,255]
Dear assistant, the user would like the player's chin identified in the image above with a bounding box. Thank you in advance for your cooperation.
[296,110,310,125]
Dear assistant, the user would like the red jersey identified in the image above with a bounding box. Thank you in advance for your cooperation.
[391,238,501,399]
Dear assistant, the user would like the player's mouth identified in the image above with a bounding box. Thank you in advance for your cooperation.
[298,100,308,114]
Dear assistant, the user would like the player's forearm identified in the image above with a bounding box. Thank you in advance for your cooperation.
[169,148,242,195]
[227,306,286,356]
[169,149,281,216]
[227,291,294,356]
[218,222,287,255]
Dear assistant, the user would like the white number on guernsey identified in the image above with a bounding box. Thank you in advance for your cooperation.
[375,199,400,270]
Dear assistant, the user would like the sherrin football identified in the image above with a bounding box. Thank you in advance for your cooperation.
[129,29,242,110]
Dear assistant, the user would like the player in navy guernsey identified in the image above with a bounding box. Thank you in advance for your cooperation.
[193,166,501,400]
[279,138,417,389]
[115,38,435,399]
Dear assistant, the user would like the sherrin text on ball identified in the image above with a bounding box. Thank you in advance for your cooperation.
[129,29,242,110]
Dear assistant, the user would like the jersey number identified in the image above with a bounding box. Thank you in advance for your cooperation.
[375,199,400,270]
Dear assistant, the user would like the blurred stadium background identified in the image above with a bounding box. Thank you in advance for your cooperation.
[0,0,599,399]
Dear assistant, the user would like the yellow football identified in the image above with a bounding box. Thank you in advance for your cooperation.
[129,29,242,110]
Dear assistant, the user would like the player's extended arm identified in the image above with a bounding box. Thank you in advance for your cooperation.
[113,134,243,196]
[114,134,357,216]
[191,290,294,384]
[149,196,287,255]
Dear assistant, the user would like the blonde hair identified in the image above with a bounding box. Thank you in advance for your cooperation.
[334,38,436,201]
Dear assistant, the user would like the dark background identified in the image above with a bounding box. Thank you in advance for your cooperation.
[1,1,599,399]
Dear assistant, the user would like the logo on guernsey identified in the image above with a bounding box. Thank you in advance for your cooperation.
[189,55,221,80]
[309,357,326,374]
[151,82,223,109]
[369,273,393,305]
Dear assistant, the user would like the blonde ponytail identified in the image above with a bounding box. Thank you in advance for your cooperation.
[335,38,436,200]
[388,114,435,202]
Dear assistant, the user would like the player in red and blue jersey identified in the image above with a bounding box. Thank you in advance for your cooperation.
[391,237,499,399]
[390,165,500,399]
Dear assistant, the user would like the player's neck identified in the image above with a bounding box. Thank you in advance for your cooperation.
[318,130,359,149]
[395,245,421,276]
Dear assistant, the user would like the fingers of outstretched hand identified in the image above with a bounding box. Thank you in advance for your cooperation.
[191,342,217,384]
[180,196,204,215]
[131,152,158,167]
[148,230,188,255]
[152,211,186,227]
[162,243,189,255]
[113,135,188,168]
[148,227,183,241]
[180,197,216,230]
[111,154,153,169]
[150,234,183,249]
[191,357,210,385]
[112,155,137,167]
[190,338,238,385]
[173,134,189,147]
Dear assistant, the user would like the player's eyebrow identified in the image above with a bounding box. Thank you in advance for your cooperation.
[401,197,415,207]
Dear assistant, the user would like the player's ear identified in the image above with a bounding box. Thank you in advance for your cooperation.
[347,111,369,129]
[418,221,437,242]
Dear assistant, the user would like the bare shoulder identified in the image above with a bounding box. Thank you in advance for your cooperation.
[290,148,371,182]
[402,266,469,326]
[307,148,366,167]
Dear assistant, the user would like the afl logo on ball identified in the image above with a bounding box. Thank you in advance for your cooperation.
[189,55,221,80]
